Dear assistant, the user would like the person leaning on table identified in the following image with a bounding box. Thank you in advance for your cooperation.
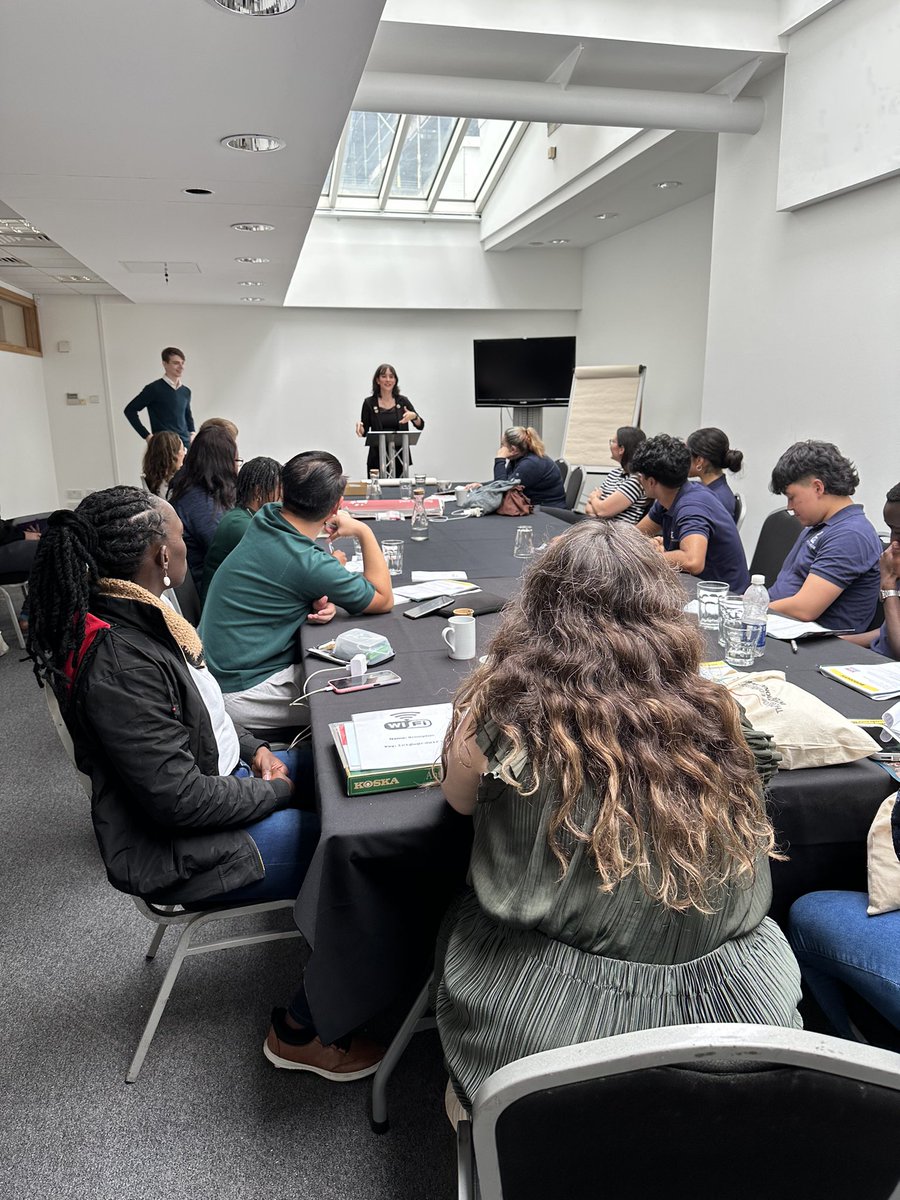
[841,481,900,658]
[632,433,749,593]
[767,440,882,633]
[436,520,798,1113]
[200,450,393,735]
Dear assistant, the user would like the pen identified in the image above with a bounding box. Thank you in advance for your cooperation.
[790,640,798,654]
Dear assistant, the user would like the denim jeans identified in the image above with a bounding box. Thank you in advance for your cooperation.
[190,747,319,907]
[788,890,900,1038]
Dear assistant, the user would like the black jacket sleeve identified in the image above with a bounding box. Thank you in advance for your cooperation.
[79,663,292,831]
[0,518,25,547]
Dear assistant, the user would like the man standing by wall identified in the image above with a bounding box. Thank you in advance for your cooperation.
[123,347,194,449]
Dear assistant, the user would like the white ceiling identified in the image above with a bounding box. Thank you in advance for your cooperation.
[0,1,783,305]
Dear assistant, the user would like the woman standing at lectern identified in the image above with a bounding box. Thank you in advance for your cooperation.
[355,363,424,477]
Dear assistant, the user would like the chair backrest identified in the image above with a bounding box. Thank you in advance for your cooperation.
[470,1024,900,1200]
[748,507,802,587]
[733,491,746,530]
[554,458,569,485]
[564,466,584,511]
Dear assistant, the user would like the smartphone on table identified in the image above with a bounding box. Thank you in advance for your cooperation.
[328,669,402,694]
[403,595,454,619]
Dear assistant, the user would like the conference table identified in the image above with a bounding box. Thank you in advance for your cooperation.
[293,511,896,1042]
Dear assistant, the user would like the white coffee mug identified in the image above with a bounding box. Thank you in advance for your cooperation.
[442,615,476,661]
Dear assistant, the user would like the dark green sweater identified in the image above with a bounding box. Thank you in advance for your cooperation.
[124,378,194,447]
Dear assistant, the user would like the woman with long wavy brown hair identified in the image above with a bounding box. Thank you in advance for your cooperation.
[437,520,801,1112]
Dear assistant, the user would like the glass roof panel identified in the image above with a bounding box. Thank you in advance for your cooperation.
[321,161,332,196]
[338,112,400,197]
[439,119,515,202]
[390,115,458,200]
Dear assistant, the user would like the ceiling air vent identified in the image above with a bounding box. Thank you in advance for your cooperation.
[0,255,28,266]
[0,232,54,246]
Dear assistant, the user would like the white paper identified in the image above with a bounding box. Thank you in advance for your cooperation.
[765,614,832,639]
[820,661,900,700]
[882,699,900,743]
[393,580,481,601]
[410,570,468,582]
[351,703,453,770]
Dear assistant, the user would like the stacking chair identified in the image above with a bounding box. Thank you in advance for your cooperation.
[554,458,569,485]
[748,507,802,587]
[733,491,746,531]
[44,688,302,1082]
[459,1024,900,1200]
[0,582,25,649]
[564,465,584,511]
[370,976,436,1133]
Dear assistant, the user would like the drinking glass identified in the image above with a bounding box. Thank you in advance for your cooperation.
[399,480,412,500]
[718,596,745,648]
[724,619,765,668]
[696,580,729,629]
[381,539,404,576]
[513,526,535,558]
[414,474,427,488]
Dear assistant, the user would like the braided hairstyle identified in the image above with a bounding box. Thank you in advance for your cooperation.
[27,486,166,699]
[235,456,282,511]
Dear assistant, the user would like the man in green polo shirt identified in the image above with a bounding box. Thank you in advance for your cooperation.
[201,450,393,733]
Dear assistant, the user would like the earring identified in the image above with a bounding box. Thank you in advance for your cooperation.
[163,574,171,589]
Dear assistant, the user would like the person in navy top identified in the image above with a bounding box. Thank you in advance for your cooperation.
[633,434,749,593]
[124,347,195,449]
[686,427,743,522]
[491,426,566,508]
[839,483,900,658]
[768,441,882,633]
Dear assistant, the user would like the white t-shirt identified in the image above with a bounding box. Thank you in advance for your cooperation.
[187,660,242,775]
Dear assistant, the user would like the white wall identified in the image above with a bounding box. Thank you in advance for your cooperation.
[36,299,577,493]
[287,217,582,310]
[0,343,58,515]
[576,194,714,436]
[703,66,900,550]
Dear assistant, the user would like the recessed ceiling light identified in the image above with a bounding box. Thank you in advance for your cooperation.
[238,280,263,286]
[209,0,297,14]
[231,223,275,232]
[235,256,270,264]
[183,187,214,196]
[55,274,93,282]
[549,239,570,245]
[528,241,544,246]
[221,134,285,153]
[595,212,619,220]
[241,296,265,302]
[655,180,682,190]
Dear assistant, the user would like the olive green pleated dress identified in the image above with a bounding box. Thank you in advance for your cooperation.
[435,720,802,1110]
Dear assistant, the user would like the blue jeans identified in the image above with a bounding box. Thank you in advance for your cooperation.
[189,748,319,907]
[788,890,900,1038]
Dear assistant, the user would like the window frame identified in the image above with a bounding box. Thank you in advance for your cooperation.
[0,285,42,357]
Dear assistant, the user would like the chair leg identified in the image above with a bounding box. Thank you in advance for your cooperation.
[457,1119,475,1200]
[0,587,25,650]
[126,917,202,1083]
[145,922,168,961]
[370,978,433,1133]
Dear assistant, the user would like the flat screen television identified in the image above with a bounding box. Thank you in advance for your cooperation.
[473,336,575,407]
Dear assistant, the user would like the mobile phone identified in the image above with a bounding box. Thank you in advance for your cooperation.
[328,669,402,694]
[403,595,454,619]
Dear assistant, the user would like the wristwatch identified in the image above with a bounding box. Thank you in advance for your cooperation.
[881,589,900,601]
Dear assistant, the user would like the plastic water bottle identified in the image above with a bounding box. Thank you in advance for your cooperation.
[366,470,382,500]
[410,488,429,541]
[742,574,769,658]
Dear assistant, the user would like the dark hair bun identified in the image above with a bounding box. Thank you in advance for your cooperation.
[725,448,744,472]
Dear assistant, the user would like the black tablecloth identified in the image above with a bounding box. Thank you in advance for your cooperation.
[295,521,896,1038]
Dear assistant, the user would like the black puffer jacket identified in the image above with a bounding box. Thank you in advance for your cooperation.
[64,595,293,903]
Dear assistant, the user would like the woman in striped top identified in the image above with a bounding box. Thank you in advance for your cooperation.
[583,425,651,523]
[436,521,800,1112]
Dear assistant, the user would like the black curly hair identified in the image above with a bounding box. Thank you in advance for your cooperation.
[26,486,166,699]
[770,441,859,497]
[631,434,691,489]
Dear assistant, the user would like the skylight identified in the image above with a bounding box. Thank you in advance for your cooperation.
[318,112,523,216]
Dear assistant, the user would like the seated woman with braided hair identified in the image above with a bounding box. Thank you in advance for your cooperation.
[28,486,383,1080]
[437,520,800,1114]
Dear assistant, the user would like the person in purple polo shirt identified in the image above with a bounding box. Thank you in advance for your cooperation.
[633,434,750,593]
[841,483,900,658]
[768,441,882,634]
